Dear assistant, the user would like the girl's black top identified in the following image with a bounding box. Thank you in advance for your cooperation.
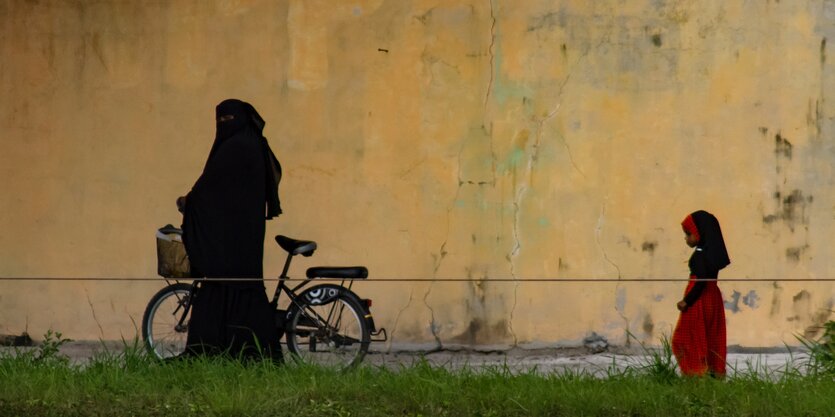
[683,248,719,306]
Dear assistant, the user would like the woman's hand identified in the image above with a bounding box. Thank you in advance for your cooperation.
[176,196,186,214]
[677,300,688,312]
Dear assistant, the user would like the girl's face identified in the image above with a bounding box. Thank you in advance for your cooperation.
[684,231,699,248]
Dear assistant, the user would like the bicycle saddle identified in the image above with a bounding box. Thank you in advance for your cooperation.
[275,235,317,257]
[306,266,368,279]
[158,224,182,235]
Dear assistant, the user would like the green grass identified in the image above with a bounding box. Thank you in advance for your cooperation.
[798,315,835,376]
[0,332,833,416]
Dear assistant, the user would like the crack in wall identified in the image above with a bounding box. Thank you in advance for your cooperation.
[431,3,614,350]
[84,287,104,339]
[506,33,590,254]
[500,17,611,346]
[503,31,601,341]
[424,159,463,350]
[483,0,496,113]
[506,199,521,346]
[424,236,447,350]
[596,198,630,344]
[387,288,414,352]
[500,17,601,348]
[508,19,614,247]
[558,129,586,178]
[428,123,501,349]
[595,199,622,278]
[422,280,443,350]
[425,119,499,350]
[614,286,630,346]
[503,103,566,348]
[553,21,615,179]
[530,100,562,174]
[399,157,427,179]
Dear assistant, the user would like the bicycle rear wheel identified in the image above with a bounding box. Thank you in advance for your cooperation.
[142,283,193,359]
[285,286,370,369]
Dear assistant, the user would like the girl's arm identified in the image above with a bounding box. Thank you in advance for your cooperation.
[682,277,706,307]
[681,253,709,307]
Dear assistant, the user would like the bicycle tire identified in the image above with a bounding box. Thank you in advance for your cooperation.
[285,284,370,369]
[142,283,193,360]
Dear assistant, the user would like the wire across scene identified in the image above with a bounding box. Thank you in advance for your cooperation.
[0,277,834,282]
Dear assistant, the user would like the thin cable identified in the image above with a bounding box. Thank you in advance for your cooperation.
[0,277,835,282]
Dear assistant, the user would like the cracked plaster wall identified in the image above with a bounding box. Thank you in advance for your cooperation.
[1,0,834,348]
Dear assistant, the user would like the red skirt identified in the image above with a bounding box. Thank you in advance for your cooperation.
[672,278,726,376]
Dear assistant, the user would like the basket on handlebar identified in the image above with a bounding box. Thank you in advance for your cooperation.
[156,224,190,278]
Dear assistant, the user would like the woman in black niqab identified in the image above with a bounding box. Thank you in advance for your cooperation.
[179,98,282,360]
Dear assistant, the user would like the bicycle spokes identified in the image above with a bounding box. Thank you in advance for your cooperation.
[286,296,368,369]
[143,284,193,360]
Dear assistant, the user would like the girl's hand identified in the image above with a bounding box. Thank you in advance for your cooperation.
[677,300,688,312]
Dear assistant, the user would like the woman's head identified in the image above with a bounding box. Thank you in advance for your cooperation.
[681,210,731,270]
[215,99,248,140]
[214,99,265,140]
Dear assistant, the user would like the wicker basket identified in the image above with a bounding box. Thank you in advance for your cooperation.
[156,225,190,278]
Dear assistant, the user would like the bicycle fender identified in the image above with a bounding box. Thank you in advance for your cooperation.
[297,284,359,306]
[296,284,377,332]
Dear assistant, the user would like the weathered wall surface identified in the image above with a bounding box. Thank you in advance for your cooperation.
[1,0,834,348]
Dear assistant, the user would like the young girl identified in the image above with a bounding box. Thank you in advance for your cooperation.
[672,210,730,377]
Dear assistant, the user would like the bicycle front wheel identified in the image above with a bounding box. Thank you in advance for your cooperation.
[285,287,370,369]
[142,283,193,359]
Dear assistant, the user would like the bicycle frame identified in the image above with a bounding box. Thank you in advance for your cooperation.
[270,248,387,342]
[162,242,387,343]
[269,250,358,333]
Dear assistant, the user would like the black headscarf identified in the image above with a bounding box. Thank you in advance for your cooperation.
[205,99,282,218]
[690,210,730,271]
[679,210,730,306]
[182,99,282,280]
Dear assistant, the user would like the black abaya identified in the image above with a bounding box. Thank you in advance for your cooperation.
[181,99,282,360]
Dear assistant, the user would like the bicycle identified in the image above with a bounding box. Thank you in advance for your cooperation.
[142,229,387,369]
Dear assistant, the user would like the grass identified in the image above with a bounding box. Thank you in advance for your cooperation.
[798,315,835,377]
[0,331,834,416]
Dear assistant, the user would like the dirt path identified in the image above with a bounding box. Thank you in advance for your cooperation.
[1,341,807,377]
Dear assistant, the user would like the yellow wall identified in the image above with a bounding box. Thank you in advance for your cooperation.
[1,0,833,348]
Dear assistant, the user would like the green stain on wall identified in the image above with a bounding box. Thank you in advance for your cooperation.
[495,147,527,174]
[498,130,531,173]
